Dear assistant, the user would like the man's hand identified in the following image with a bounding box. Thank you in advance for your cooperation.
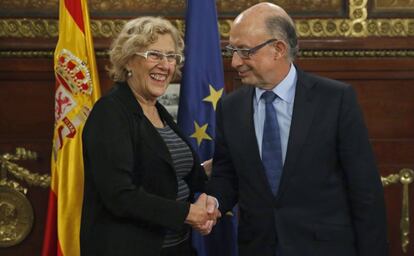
[195,195,222,235]
[185,193,209,227]
[201,159,213,177]
[206,195,221,225]
[185,193,222,235]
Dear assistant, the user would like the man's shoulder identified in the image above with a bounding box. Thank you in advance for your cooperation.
[221,85,253,104]
[299,69,350,91]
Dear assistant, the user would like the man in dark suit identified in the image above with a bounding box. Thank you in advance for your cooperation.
[207,2,388,256]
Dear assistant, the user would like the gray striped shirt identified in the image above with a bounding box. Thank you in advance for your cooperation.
[157,124,193,248]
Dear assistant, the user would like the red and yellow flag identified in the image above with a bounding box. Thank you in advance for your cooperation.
[42,0,100,255]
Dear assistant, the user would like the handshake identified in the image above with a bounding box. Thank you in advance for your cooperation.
[185,193,221,235]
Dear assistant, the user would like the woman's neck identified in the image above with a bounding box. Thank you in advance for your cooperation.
[128,84,164,128]
[129,83,156,106]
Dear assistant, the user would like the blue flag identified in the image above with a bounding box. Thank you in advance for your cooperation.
[177,0,238,256]
[178,0,223,160]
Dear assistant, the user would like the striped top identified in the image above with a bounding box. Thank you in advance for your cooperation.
[156,124,193,248]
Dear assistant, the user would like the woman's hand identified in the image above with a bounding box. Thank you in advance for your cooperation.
[185,193,209,227]
[185,193,220,235]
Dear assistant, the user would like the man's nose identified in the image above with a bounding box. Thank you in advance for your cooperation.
[231,51,243,68]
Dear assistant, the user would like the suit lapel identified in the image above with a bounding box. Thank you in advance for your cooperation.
[276,69,318,199]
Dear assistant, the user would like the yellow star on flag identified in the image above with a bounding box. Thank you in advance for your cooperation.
[203,84,223,110]
[190,121,212,146]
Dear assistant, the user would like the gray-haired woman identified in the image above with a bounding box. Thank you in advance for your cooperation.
[80,16,218,256]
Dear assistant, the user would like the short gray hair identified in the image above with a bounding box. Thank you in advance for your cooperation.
[107,16,184,82]
[264,15,298,61]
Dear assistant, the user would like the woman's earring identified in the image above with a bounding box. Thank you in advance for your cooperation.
[127,70,132,77]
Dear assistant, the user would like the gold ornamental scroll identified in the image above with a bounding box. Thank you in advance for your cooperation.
[0,148,51,247]
[382,168,414,254]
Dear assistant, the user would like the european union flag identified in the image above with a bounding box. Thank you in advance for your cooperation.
[177,0,238,256]
[178,0,223,160]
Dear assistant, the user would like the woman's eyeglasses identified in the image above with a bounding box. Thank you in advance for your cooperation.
[135,50,184,65]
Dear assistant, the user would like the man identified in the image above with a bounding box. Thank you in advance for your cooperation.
[207,2,388,256]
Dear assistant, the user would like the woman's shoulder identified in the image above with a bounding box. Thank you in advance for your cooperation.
[92,82,133,112]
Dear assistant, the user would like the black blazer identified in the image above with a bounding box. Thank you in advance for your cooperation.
[208,69,388,256]
[80,82,207,256]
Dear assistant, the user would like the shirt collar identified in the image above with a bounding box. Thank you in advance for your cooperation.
[255,64,297,103]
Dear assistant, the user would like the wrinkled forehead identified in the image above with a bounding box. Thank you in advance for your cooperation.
[229,17,269,47]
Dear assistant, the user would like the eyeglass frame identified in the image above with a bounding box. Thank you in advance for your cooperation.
[225,38,278,59]
[135,50,184,65]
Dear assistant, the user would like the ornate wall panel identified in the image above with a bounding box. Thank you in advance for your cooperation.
[370,0,414,17]
[0,0,413,49]
[1,0,344,17]
[374,0,414,11]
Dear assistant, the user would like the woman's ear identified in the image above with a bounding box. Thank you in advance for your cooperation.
[125,59,132,71]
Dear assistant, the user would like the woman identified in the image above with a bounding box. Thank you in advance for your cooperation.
[80,17,213,256]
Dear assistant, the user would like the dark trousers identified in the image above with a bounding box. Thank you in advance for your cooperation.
[160,239,197,256]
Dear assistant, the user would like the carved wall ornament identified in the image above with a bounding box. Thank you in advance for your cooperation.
[0,148,50,248]
[0,0,343,16]
[382,168,414,254]
[298,49,414,58]
[2,49,414,59]
[0,19,59,38]
[0,185,33,248]
[374,0,414,10]
[0,0,414,38]
[1,148,50,188]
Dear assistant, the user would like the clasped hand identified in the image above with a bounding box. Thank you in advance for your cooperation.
[185,193,221,235]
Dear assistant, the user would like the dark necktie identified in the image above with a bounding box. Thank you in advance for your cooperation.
[261,91,283,196]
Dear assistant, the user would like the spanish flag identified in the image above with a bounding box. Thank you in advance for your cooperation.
[42,0,100,255]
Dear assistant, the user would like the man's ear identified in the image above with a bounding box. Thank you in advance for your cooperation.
[273,41,287,59]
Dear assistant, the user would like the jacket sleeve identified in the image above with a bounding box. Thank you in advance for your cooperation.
[82,97,189,230]
[184,153,208,195]
[338,85,389,255]
[207,100,239,213]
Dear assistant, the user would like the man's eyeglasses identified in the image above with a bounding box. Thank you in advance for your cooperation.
[135,50,184,65]
[225,38,278,59]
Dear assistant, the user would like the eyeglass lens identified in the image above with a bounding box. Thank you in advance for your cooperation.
[147,51,182,64]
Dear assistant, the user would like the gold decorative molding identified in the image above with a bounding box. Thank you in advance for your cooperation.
[298,49,414,58]
[382,168,414,254]
[0,51,54,58]
[0,148,50,188]
[1,17,414,39]
[0,148,49,247]
[89,19,125,38]
[2,0,58,10]
[0,19,230,39]
[374,0,414,11]
[2,49,414,59]
[1,0,414,38]
[0,185,34,247]
[88,0,183,12]
[0,0,344,15]
[0,180,27,195]
[1,0,184,13]
[0,19,59,38]
[296,0,414,37]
